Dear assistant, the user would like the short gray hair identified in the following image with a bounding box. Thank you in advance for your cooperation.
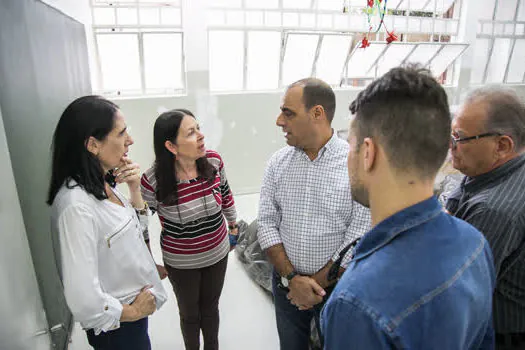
[466,86,525,151]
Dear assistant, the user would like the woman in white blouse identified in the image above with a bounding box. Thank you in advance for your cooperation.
[47,96,167,350]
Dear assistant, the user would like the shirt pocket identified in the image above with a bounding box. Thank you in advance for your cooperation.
[320,186,349,232]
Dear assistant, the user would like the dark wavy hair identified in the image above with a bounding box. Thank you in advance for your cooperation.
[47,96,119,205]
[153,109,216,205]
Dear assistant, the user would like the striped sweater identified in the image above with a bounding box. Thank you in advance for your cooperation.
[141,150,237,269]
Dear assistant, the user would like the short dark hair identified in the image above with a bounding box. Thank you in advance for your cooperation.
[466,87,525,151]
[47,95,118,205]
[350,65,451,179]
[289,78,336,123]
[153,109,216,205]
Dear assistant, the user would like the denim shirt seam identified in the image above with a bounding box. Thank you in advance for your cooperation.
[334,291,400,342]
[354,209,442,263]
[389,236,487,328]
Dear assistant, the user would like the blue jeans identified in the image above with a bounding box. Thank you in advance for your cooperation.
[272,271,329,350]
[86,317,150,350]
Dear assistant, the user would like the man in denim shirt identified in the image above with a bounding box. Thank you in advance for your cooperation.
[321,66,496,349]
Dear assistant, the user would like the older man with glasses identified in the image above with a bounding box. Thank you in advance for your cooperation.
[446,87,525,350]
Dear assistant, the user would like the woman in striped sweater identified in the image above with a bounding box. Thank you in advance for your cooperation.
[140,109,238,350]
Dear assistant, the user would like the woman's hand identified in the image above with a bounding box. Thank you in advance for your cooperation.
[115,157,141,191]
[156,264,168,280]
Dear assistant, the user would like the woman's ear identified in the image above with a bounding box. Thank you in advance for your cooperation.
[86,136,100,156]
[164,140,178,157]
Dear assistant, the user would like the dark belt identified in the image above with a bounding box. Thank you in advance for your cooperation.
[496,332,525,348]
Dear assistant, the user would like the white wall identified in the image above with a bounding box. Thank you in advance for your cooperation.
[39,0,99,89]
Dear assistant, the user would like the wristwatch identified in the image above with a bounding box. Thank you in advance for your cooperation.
[280,270,298,288]
[135,201,149,216]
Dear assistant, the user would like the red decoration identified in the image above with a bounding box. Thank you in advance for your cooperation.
[367,0,374,6]
[361,37,370,48]
[386,31,398,44]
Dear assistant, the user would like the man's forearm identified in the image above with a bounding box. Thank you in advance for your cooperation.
[266,244,295,277]
[312,261,335,289]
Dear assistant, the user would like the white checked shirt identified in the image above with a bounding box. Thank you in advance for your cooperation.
[257,132,371,275]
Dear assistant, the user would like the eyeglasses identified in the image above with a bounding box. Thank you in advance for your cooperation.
[450,132,502,149]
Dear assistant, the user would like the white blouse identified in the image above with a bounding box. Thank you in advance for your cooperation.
[51,181,167,335]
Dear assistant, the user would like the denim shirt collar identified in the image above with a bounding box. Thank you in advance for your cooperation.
[353,197,442,262]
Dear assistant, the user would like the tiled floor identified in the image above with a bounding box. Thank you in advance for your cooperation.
[69,193,280,350]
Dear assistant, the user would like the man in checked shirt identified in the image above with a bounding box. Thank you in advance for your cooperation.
[257,77,371,350]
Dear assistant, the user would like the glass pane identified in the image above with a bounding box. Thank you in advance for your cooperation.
[316,35,352,85]
[516,23,525,35]
[93,8,116,25]
[317,0,343,11]
[495,0,518,21]
[265,11,282,26]
[478,0,496,20]
[401,0,428,10]
[346,43,385,78]
[208,10,226,26]
[283,0,312,9]
[226,10,244,25]
[283,12,299,27]
[282,34,319,85]
[97,34,141,91]
[318,14,332,28]
[470,38,491,84]
[300,13,316,28]
[245,0,279,9]
[334,14,348,29]
[143,33,183,90]
[422,0,456,13]
[139,8,160,25]
[247,31,281,90]
[246,11,264,26]
[506,39,525,83]
[519,0,525,21]
[428,45,466,77]
[160,7,181,25]
[505,24,515,35]
[116,8,138,25]
[486,38,512,83]
[375,43,415,76]
[210,0,242,8]
[404,44,441,66]
[209,31,244,91]
[139,0,180,3]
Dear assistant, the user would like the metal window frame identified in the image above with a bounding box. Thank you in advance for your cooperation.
[93,30,185,96]
[479,0,524,84]
[343,41,469,85]
[91,0,185,96]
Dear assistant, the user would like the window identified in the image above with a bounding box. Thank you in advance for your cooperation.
[92,0,184,96]
[473,0,525,84]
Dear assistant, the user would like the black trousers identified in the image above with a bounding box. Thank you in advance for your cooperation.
[86,317,150,350]
[166,255,228,350]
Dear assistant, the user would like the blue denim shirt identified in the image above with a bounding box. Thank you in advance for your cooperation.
[321,197,496,350]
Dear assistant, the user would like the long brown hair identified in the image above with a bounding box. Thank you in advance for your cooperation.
[153,109,216,206]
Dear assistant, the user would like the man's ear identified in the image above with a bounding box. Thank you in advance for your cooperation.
[312,105,325,122]
[495,135,515,159]
[86,136,100,156]
[362,137,377,172]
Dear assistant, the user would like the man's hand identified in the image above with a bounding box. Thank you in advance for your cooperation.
[287,275,326,310]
